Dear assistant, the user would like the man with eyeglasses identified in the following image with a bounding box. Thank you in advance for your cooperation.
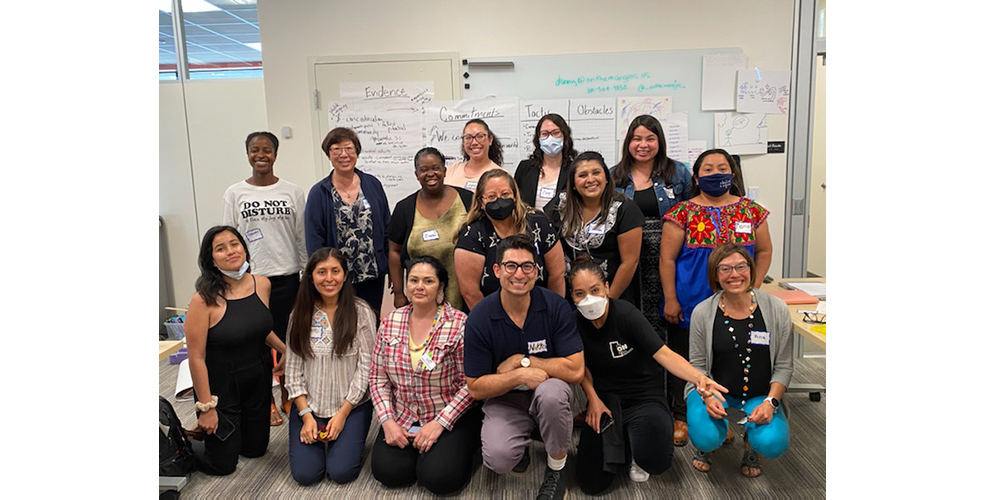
[463,234,584,500]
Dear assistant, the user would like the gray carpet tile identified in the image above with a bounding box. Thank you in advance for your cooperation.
[160,357,825,498]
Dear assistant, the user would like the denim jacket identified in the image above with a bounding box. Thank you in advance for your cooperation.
[612,160,692,217]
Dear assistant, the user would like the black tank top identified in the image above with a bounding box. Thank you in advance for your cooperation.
[206,276,274,372]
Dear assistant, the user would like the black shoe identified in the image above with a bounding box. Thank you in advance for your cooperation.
[537,465,565,500]
[510,446,531,476]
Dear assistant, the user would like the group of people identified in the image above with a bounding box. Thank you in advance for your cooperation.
[180,114,794,497]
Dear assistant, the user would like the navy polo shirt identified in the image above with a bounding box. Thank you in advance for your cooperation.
[464,286,583,379]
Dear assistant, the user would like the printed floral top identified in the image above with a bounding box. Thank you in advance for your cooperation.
[332,187,379,284]
[662,197,769,328]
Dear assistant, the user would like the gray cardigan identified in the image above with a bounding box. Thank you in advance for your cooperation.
[684,289,794,398]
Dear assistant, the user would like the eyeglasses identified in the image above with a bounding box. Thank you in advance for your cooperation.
[801,312,826,324]
[329,146,356,156]
[717,263,750,275]
[482,193,513,203]
[500,261,536,274]
[462,133,488,143]
[539,130,563,139]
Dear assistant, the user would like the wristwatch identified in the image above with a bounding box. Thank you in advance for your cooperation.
[764,397,780,412]
[520,356,531,368]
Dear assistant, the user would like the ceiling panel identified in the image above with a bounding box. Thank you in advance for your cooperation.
[159,1,261,73]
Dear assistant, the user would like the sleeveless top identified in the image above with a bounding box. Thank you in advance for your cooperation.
[206,276,274,372]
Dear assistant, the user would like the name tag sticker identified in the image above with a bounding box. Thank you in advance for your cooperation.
[750,330,770,345]
[587,224,605,235]
[420,353,437,371]
[465,181,478,191]
[538,186,556,199]
[422,229,439,241]
[527,339,548,354]
[310,326,323,339]
[362,199,371,210]
[663,186,676,199]
[736,222,753,234]
[245,228,263,242]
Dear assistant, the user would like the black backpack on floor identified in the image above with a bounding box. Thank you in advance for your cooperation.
[159,396,195,477]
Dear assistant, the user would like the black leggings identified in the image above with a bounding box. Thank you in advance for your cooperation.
[371,406,482,495]
[193,360,272,475]
[576,400,674,495]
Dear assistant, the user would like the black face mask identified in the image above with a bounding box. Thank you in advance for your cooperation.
[484,198,515,221]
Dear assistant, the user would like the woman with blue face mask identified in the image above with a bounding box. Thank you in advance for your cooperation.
[568,254,726,494]
[514,114,578,211]
[657,149,772,448]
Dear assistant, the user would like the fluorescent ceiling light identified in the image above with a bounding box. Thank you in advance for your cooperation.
[245,43,262,52]
[160,0,222,14]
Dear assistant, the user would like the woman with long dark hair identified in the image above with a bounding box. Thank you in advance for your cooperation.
[283,247,377,485]
[514,113,578,210]
[444,118,505,191]
[610,115,692,340]
[184,225,287,475]
[544,151,643,305]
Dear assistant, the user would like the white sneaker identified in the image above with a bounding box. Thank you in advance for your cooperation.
[629,460,650,482]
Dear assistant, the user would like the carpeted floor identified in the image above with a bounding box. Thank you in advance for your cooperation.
[159,357,825,498]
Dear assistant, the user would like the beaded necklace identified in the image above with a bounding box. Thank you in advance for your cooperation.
[409,305,442,352]
[719,291,757,406]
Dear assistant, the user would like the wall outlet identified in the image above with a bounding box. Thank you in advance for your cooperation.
[747,186,759,200]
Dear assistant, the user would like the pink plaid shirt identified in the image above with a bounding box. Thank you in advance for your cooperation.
[370,303,474,430]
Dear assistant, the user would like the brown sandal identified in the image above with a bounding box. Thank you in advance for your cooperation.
[270,402,284,426]
[673,420,689,447]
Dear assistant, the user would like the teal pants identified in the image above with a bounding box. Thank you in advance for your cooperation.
[686,391,789,458]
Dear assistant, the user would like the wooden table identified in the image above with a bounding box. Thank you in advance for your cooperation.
[159,340,184,361]
[762,278,826,350]
[762,278,826,401]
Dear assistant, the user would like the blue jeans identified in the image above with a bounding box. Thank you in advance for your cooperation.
[686,391,789,458]
[288,401,372,485]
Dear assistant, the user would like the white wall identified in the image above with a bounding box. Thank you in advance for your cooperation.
[257,0,795,278]
[159,79,268,308]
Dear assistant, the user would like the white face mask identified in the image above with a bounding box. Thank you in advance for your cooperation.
[576,293,607,320]
[217,260,250,280]
[539,136,563,156]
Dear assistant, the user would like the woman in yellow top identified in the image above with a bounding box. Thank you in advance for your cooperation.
[388,148,473,310]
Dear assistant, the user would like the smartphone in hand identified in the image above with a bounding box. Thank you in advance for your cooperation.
[214,410,236,441]
[408,424,422,440]
[599,413,614,434]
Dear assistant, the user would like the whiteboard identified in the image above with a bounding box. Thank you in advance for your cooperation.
[462,48,743,154]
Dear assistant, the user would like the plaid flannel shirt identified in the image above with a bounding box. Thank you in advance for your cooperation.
[369,303,474,430]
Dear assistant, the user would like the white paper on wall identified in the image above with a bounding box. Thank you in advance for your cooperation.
[735,70,791,114]
[687,140,707,167]
[662,113,690,164]
[616,96,673,142]
[518,99,570,162]
[424,97,521,174]
[701,54,747,111]
[568,98,618,167]
[328,100,424,210]
[714,112,768,155]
